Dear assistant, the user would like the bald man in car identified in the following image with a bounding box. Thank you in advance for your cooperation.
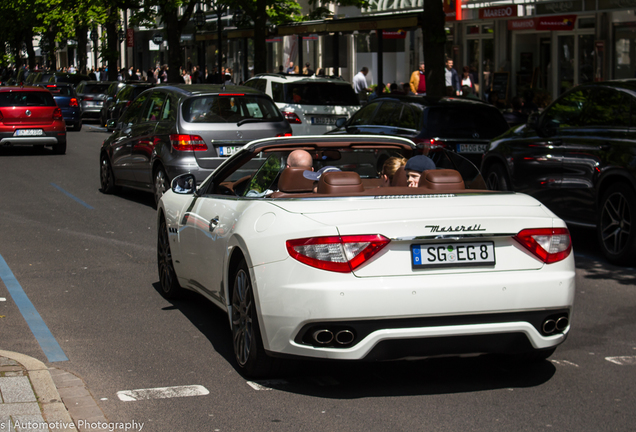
[287,149,313,170]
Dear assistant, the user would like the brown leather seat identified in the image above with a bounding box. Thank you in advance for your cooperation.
[390,166,408,187]
[276,167,315,193]
[317,171,364,194]
[418,169,465,191]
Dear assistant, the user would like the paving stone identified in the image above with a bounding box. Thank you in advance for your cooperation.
[0,358,18,367]
[0,402,41,415]
[0,366,23,373]
[0,377,36,403]
[57,386,90,399]
[4,372,25,377]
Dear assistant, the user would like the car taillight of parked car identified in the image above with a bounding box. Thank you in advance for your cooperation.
[169,134,208,151]
[513,228,572,264]
[282,111,302,124]
[286,235,390,273]
[53,108,63,121]
[277,133,293,137]
[69,98,79,107]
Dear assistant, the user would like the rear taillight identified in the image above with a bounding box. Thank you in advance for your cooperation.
[286,235,390,273]
[169,134,208,151]
[514,228,572,264]
[69,98,79,107]
[53,108,63,121]
[282,111,302,124]
[276,132,293,137]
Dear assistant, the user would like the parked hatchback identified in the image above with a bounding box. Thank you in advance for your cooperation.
[76,81,113,119]
[100,82,127,127]
[243,74,360,135]
[100,84,292,205]
[327,95,509,167]
[481,79,636,265]
[0,86,67,153]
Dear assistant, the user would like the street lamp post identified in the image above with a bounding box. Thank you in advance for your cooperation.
[90,29,98,71]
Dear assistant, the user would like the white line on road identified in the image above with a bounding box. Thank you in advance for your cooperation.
[117,385,209,401]
[551,360,579,367]
[246,380,289,391]
[605,356,636,366]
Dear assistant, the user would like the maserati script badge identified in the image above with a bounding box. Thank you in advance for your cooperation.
[426,224,486,233]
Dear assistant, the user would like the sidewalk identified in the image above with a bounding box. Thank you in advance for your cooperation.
[0,351,108,432]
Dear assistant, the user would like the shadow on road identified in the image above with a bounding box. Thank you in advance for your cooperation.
[153,283,557,398]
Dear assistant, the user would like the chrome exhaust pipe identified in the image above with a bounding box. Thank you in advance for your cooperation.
[335,330,355,345]
[543,319,556,334]
[555,317,569,332]
[313,329,334,345]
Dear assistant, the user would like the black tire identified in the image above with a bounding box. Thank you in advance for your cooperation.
[100,155,118,194]
[231,259,273,378]
[157,217,183,299]
[71,120,82,132]
[153,166,169,208]
[53,141,66,155]
[484,163,510,191]
[598,183,636,265]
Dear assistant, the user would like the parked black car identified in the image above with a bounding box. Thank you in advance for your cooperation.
[100,82,127,127]
[100,84,292,206]
[481,79,636,265]
[327,95,509,167]
[76,81,114,119]
[105,82,155,130]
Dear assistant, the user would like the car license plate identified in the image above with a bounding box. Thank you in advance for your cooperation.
[411,241,495,269]
[14,129,44,137]
[311,116,342,125]
[457,144,487,153]
[219,146,240,156]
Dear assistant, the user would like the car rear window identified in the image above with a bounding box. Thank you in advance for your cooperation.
[45,86,73,96]
[82,84,110,94]
[274,82,359,106]
[424,105,509,139]
[0,91,56,107]
[182,95,283,123]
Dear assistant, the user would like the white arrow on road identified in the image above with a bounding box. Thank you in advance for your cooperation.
[117,385,209,401]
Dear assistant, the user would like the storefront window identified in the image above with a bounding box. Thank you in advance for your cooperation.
[558,35,575,94]
[614,25,636,79]
[578,18,595,29]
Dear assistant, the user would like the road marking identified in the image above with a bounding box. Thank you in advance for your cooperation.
[0,254,68,362]
[551,360,579,367]
[117,385,209,401]
[246,380,289,391]
[51,183,94,209]
[605,356,636,366]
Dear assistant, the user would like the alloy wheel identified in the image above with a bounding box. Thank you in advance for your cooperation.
[232,269,253,367]
[600,190,631,255]
[154,168,168,205]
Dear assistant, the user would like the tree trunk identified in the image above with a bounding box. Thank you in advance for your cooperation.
[165,15,182,83]
[105,12,120,81]
[253,0,267,75]
[76,25,89,75]
[423,0,446,98]
[25,29,36,70]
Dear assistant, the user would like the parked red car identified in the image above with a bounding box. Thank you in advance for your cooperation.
[0,86,67,154]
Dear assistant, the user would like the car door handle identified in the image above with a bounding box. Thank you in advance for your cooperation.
[209,216,219,232]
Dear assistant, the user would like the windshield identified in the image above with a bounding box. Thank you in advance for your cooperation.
[424,106,509,139]
[274,82,359,106]
[182,95,283,123]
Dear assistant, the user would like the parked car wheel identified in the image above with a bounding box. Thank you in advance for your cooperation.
[598,183,636,265]
[100,155,118,194]
[157,217,183,299]
[484,163,510,191]
[53,141,66,155]
[71,120,82,132]
[231,259,273,377]
[153,166,169,207]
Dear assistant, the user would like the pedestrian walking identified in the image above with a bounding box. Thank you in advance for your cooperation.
[353,67,371,102]
[445,59,460,96]
[410,62,426,95]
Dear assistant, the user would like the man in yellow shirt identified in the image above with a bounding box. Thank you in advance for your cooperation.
[410,62,426,95]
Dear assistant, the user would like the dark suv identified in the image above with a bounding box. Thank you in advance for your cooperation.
[327,95,509,167]
[482,79,636,265]
[100,84,292,205]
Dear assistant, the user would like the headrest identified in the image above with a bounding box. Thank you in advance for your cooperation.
[278,167,315,193]
[317,171,364,194]
[418,169,465,191]
[390,166,408,187]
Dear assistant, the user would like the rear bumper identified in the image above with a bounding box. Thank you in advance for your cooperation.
[0,131,65,146]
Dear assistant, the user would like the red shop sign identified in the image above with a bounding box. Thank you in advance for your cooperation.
[126,28,134,48]
[480,5,517,19]
[382,30,407,39]
[508,18,536,31]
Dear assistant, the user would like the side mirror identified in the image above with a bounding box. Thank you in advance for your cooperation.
[335,117,347,128]
[171,173,197,195]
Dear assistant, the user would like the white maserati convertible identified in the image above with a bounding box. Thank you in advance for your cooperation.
[157,135,575,377]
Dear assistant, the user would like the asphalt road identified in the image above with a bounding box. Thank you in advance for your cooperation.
[1,127,635,432]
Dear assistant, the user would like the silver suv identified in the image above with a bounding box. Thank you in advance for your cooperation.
[243,74,360,135]
[100,84,292,206]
